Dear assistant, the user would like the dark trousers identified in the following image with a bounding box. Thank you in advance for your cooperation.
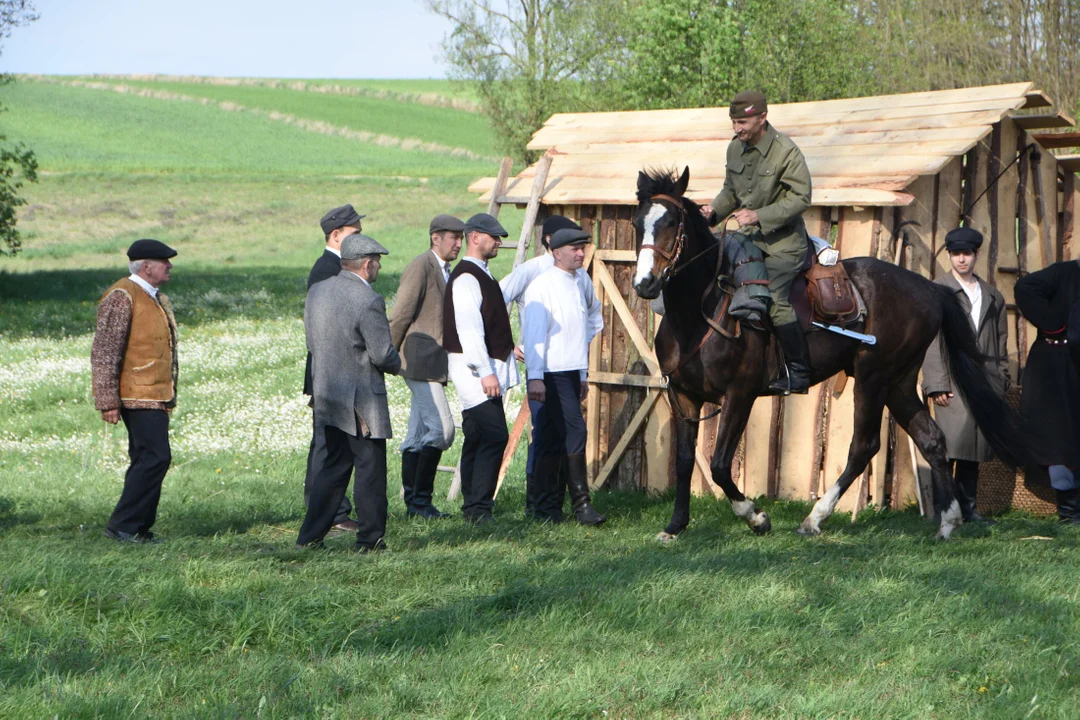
[460,398,509,518]
[534,371,587,457]
[304,412,353,524]
[108,409,171,534]
[298,425,387,547]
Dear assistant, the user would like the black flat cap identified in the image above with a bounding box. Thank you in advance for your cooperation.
[127,239,177,260]
[542,215,581,239]
[464,213,508,238]
[549,228,592,250]
[320,204,366,235]
[430,214,466,234]
[944,227,983,252]
[341,233,390,259]
[730,90,767,118]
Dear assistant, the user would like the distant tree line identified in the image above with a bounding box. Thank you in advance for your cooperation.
[426,0,1080,162]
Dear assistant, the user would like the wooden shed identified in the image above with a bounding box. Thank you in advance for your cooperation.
[471,82,1080,515]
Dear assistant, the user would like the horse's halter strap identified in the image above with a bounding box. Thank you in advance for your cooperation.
[639,194,688,279]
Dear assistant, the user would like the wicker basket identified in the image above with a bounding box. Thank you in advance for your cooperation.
[975,387,1057,516]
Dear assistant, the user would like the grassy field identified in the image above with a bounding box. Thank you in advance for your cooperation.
[2,76,1080,718]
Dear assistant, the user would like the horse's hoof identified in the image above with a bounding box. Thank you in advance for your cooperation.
[751,513,772,535]
[796,522,821,537]
[656,531,679,544]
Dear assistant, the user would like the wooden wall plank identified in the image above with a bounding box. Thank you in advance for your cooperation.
[1064,172,1079,261]
[777,387,825,500]
[742,397,776,499]
[898,174,937,278]
[934,157,965,278]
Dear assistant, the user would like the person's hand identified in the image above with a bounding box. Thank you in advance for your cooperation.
[101,409,120,424]
[513,345,525,362]
[699,205,715,221]
[481,374,502,398]
[930,392,952,407]
[732,208,759,226]
[579,380,589,401]
[528,379,546,403]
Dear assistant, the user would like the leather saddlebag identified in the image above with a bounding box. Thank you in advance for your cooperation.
[806,260,857,322]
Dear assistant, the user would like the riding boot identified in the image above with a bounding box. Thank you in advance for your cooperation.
[529,455,563,522]
[1056,489,1080,525]
[768,322,811,395]
[554,460,568,521]
[525,474,539,519]
[400,450,419,512]
[411,447,450,519]
[565,454,605,526]
[954,460,994,523]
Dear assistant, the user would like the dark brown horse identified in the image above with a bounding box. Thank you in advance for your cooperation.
[632,167,1032,540]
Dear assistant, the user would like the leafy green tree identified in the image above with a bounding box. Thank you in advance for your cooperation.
[0,0,39,256]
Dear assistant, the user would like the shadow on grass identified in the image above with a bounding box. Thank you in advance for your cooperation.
[0,267,401,339]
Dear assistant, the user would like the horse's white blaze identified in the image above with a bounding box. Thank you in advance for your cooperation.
[633,204,667,286]
[937,500,963,539]
[802,483,842,532]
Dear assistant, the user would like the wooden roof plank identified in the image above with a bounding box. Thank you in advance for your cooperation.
[1057,155,1080,173]
[1031,132,1080,149]
[1023,90,1053,109]
[1011,112,1076,130]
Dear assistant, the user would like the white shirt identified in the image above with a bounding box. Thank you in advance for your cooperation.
[346,270,371,289]
[326,246,341,258]
[521,265,604,381]
[958,275,982,328]
[432,249,451,283]
[128,273,159,299]
[447,257,520,410]
[500,252,602,333]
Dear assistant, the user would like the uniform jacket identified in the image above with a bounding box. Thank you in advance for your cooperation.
[91,278,178,412]
[1015,260,1080,466]
[388,250,449,383]
[710,123,812,256]
[303,249,341,395]
[922,272,1010,462]
[305,270,401,439]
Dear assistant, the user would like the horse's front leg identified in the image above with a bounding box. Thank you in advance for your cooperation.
[658,390,702,543]
[711,391,771,534]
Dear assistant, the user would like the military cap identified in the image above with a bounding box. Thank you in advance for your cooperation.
[542,215,581,239]
[127,238,177,260]
[463,213,508,238]
[340,233,389,260]
[944,227,983,253]
[549,228,592,250]
[429,214,466,234]
[320,204,366,235]
[729,90,768,118]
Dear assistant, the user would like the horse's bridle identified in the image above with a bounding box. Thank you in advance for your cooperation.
[639,193,688,282]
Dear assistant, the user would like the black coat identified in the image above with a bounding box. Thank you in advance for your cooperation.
[1016,260,1080,466]
[303,249,341,395]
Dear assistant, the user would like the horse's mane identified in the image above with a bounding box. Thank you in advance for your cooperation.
[636,167,692,204]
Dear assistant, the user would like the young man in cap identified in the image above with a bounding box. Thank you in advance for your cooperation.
[91,239,179,543]
[442,213,518,524]
[388,214,464,519]
[500,215,603,519]
[703,90,814,395]
[302,204,366,532]
[922,227,1009,524]
[1015,257,1080,525]
[298,233,401,551]
[521,227,606,524]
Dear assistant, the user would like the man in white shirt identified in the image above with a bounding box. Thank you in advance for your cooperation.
[442,213,519,524]
[501,216,603,519]
[522,228,606,525]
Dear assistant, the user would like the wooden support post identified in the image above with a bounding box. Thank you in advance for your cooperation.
[494,398,531,498]
[487,157,513,218]
[513,154,553,269]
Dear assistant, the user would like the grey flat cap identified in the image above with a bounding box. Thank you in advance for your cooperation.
[341,233,389,260]
[548,228,592,250]
[463,213,508,238]
[320,204,366,234]
[429,214,466,234]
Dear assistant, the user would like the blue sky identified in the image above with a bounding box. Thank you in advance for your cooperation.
[2,0,453,78]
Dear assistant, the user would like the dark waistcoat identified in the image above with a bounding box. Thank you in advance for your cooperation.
[442,261,514,361]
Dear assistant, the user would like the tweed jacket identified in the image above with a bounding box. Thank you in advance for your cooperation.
[389,250,450,383]
[922,272,1010,462]
[303,249,342,395]
[305,270,401,439]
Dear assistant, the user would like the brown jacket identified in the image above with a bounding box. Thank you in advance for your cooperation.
[389,250,450,382]
[922,272,1009,462]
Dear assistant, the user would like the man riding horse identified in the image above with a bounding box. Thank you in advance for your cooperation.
[702,90,813,395]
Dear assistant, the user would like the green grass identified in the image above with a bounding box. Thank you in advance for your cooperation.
[3,76,1080,718]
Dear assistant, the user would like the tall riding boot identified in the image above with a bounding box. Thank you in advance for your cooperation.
[954,460,993,523]
[554,460,568,521]
[400,450,419,513]
[525,474,539,519]
[529,455,563,522]
[565,454,605,526]
[1056,488,1080,525]
[768,322,811,395]
[411,447,450,519]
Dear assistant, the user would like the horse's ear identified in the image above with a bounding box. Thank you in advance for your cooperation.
[637,170,650,192]
[675,166,690,196]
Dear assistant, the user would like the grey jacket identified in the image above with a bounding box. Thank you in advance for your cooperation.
[389,250,449,383]
[922,272,1010,462]
[305,270,401,439]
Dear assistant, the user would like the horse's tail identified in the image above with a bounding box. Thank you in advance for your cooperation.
[933,283,1034,468]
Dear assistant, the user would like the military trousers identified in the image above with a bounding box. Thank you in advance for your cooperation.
[761,239,808,326]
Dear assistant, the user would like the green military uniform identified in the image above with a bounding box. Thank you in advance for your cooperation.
[710,123,812,325]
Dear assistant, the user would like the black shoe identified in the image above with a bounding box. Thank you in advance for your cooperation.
[296,539,325,550]
[768,321,811,395]
[408,447,450,518]
[565,454,605,526]
[105,528,160,544]
[407,506,452,519]
[464,512,495,526]
[353,539,388,554]
[1057,489,1080,525]
[331,519,360,533]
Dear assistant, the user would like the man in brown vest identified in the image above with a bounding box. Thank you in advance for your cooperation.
[91,239,179,543]
[443,213,518,524]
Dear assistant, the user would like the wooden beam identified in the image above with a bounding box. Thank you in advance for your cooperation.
[593,249,638,262]
[1031,132,1080,149]
[512,154,552,268]
[494,398,531,498]
[1057,155,1080,173]
[1022,90,1053,109]
[486,157,513,217]
[588,371,666,388]
[592,260,661,374]
[1012,113,1076,130]
[590,389,660,490]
